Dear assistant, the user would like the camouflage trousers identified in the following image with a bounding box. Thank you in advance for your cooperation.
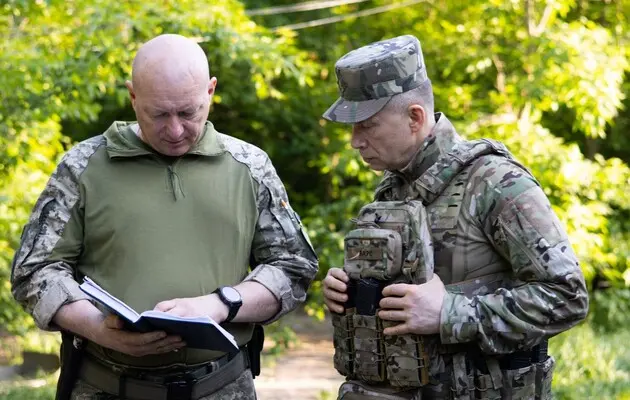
[69,368,256,400]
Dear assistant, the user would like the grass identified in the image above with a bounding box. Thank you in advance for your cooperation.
[1,323,628,400]
[550,323,630,400]
[0,373,57,400]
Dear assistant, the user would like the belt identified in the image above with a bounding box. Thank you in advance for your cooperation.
[441,340,549,372]
[78,349,250,400]
[501,340,548,369]
[478,341,549,372]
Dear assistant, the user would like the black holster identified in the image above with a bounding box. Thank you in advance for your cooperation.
[247,324,264,378]
[55,331,85,400]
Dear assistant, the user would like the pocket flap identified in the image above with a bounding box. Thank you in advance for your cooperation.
[344,229,403,280]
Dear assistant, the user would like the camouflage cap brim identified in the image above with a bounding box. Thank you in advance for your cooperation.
[322,96,391,124]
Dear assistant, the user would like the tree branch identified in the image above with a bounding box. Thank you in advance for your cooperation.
[468,113,518,132]
[491,54,515,113]
[491,54,506,94]
[526,0,535,37]
[531,2,555,37]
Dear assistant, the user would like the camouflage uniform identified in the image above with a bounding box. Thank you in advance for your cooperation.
[11,121,319,399]
[323,35,588,399]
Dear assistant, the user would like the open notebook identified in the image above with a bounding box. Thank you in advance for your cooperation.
[79,277,238,352]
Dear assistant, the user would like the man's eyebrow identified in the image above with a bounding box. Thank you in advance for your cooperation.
[147,104,202,113]
[185,104,203,112]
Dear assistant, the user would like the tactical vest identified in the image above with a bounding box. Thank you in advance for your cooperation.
[333,199,434,387]
[332,139,555,399]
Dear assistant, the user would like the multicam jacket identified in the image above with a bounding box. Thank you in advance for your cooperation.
[368,113,589,398]
[11,120,319,367]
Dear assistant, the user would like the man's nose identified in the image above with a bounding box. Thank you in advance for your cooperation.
[351,126,366,149]
[166,116,185,139]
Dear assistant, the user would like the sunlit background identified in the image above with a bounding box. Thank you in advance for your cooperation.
[1,0,629,399]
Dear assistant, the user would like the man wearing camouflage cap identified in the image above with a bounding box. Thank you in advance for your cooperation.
[322,34,588,399]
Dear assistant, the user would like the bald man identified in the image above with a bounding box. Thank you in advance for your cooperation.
[11,34,319,400]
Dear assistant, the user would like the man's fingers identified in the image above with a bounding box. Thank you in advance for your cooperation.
[154,299,176,312]
[382,283,411,297]
[133,335,184,354]
[118,333,185,356]
[323,275,347,293]
[123,331,168,346]
[323,286,348,303]
[156,341,187,354]
[383,322,410,336]
[378,310,407,322]
[324,299,345,314]
[379,296,407,310]
[164,306,188,318]
[328,267,349,283]
[153,337,186,352]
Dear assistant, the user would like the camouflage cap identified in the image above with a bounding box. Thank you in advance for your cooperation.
[323,34,428,124]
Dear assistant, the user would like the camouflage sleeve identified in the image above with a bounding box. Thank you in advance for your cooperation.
[10,140,100,331]
[243,155,319,324]
[439,157,589,354]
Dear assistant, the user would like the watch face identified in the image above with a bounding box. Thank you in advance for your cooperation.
[222,287,241,303]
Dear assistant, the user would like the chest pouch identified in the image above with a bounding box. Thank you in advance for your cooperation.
[332,200,435,387]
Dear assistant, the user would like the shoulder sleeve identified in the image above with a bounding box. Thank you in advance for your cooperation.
[439,155,589,354]
[221,136,319,324]
[10,136,104,330]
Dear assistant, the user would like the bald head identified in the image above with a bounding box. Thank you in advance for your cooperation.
[125,34,218,157]
[131,34,210,95]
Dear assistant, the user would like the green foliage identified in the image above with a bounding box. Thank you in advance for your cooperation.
[0,0,321,334]
[550,323,630,399]
[0,374,57,400]
[1,0,630,393]
[261,322,300,356]
[269,0,630,326]
[589,288,630,334]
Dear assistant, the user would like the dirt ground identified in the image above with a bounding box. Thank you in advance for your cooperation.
[255,312,345,400]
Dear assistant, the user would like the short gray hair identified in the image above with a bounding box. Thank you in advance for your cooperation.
[383,79,434,118]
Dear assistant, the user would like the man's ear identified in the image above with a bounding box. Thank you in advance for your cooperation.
[408,104,426,134]
[208,77,218,96]
[125,80,136,108]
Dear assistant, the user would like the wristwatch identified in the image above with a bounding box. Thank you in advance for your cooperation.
[213,286,243,323]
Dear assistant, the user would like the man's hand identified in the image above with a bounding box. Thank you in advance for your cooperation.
[322,267,349,314]
[53,300,186,357]
[93,315,185,357]
[154,294,229,323]
[378,274,446,335]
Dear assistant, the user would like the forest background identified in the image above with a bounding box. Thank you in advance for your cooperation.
[1,0,629,398]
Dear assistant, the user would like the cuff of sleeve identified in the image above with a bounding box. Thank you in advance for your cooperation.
[439,292,479,344]
[32,277,90,331]
[243,264,293,324]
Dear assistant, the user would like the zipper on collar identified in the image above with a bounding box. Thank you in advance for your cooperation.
[150,156,184,201]
[166,164,185,201]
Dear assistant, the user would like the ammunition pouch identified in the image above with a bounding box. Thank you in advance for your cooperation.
[333,199,435,388]
[446,343,554,400]
[333,307,430,388]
